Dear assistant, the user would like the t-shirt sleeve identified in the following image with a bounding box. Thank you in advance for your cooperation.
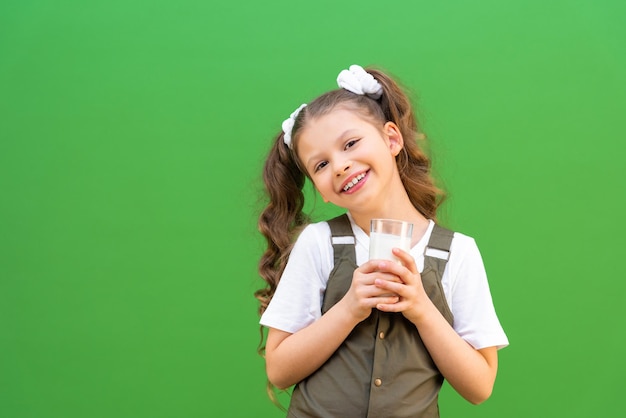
[446,234,509,350]
[259,223,332,333]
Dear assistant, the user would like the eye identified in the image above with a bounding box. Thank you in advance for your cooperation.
[345,138,360,150]
[314,161,328,172]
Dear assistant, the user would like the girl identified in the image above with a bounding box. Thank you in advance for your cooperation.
[256,65,508,417]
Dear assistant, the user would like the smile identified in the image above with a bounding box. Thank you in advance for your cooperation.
[342,172,367,192]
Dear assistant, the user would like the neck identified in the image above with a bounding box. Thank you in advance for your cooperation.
[349,192,431,246]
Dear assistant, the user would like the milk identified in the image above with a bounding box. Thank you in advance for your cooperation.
[369,231,412,263]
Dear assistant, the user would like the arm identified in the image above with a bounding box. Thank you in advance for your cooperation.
[265,302,356,390]
[400,298,498,404]
[374,249,498,405]
[265,260,401,389]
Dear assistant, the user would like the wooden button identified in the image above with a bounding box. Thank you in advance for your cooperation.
[374,378,382,387]
[379,331,385,339]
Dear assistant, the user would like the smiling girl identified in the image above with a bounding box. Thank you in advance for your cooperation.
[255,65,508,417]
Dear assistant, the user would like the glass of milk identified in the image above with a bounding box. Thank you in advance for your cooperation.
[369,219,413,263]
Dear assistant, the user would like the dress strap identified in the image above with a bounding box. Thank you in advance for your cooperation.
[327,213,356,266]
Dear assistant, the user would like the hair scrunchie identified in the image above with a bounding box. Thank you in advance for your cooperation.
[282,103,307,149]
[337,64,383,100]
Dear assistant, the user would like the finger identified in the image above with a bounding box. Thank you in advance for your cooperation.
[392,248,419,275]
[377,301,409,312]
[374,278,406,296]
[357,259,389,274]
[373,295,400,307]
[374,260,415,285]
[361,283,399,299]
[353,272,398,289]
[371,272,403,283]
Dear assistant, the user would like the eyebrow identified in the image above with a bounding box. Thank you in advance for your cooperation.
[305,129,359,168]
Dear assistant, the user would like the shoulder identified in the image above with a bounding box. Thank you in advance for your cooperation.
[450,230,480,255]
[260,220,335,332]
[442,229,509,349]
[293,220,332,249]
[441,228,486,288]
[287,220,334,267]
[429,225,481,261]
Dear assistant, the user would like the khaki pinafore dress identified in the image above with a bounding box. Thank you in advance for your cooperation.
[288,214,455,418]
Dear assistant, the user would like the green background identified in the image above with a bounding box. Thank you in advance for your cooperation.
[1,0,624,417]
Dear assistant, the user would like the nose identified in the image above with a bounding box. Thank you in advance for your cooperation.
[335,161,351,177]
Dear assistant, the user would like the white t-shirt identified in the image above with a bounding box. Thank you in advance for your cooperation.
[260,214,509,350]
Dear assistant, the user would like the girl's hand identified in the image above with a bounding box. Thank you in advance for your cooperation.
[372,248,434,324]
[339,260,402,323]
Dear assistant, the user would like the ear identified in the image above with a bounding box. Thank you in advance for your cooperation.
[383,122,404,157]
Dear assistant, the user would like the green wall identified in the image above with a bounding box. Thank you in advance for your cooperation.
[1,0,625,416]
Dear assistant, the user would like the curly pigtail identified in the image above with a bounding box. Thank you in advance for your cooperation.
[255,132,309,344]
[367,68,445,220]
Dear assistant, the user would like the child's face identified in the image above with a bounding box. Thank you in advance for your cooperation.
[296,107,403,213]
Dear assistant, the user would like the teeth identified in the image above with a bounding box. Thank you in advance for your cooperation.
[343,173,365,191]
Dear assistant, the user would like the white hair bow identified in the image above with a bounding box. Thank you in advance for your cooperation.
[337,65,382,99]
[282,103,307,148]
